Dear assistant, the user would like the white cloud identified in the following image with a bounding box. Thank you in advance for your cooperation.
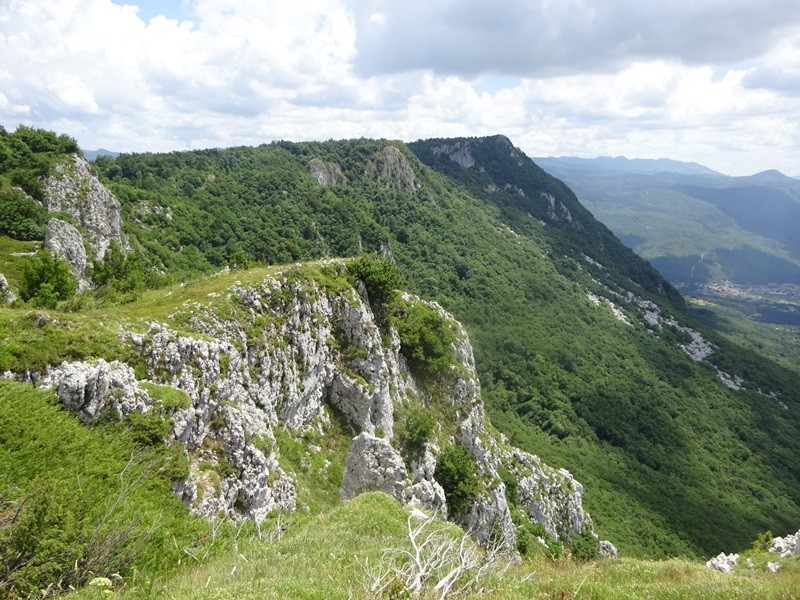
[0,0,799,175]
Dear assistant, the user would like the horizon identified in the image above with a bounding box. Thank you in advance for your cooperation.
[3,1,799,177]
[75,139,794,179]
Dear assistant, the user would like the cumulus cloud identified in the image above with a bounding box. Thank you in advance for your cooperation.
[0,0,799,175]
[352,0,800,77]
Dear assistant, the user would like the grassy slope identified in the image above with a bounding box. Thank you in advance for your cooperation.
[83,140,800,558]
[69,493,800,600]
[0,382,216,598]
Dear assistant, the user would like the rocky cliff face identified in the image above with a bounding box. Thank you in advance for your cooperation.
[26,263,597,552]
[40,154,125,278]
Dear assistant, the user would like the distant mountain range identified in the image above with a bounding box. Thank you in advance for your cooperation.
[82,148,119,160]
[534,155,721,177]
[535,156,800,332]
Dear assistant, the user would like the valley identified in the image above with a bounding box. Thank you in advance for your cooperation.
[1,127,799,598]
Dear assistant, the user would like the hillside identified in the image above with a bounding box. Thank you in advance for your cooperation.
[534,156,800,372]
[1,127,800,595]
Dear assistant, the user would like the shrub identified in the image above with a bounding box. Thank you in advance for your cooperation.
[0,187,48,240]
[347,253,404,308]
[90,241,146,298]
[394,301,455,376]
[398,409,433,457]
[434,444,479,518]
[19,248,76,307]
[125,411,171,446]
[0,382,207,598]
[511,508,550,556]
[568,530,599,561]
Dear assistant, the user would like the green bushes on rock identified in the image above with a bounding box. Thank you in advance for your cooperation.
[397,409,433,458]
[19,248,76,308]
[347,253,404,309]
[434,444,479,518]
[0,187,48,241]
[394,300,456,377]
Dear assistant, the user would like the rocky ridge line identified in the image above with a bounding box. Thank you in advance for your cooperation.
[17,264,600,554]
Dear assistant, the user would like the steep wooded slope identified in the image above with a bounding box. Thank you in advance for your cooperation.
[78,136,800,557]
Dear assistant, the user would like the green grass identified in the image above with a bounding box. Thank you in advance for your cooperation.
[0,381,219,598]
[0,308,137,372]
[0,234,39,290]
[67,492,800,600]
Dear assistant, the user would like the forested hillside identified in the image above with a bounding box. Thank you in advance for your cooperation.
[84,135,800,557]
[2,127,799,561]
[532,155,800,376]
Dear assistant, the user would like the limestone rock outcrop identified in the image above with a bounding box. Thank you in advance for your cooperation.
[770,530,800,558]
[41,359,150,424]
[308,158,349,187]
[341,433,408,500]
[0,273,15,303]
[25,263,597,552]
[365,146,419,193]
[706,552,739,573]
[41,154,125,262]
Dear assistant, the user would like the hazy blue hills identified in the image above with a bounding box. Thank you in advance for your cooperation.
[535,156,800,289]
[534,155,721,177]
[82,148,119,160]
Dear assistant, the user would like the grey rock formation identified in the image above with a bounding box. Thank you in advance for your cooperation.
[706,552,738,573]
[341,433,408,500]
[308,158,348,186]
[0,273,15,303]
[42,154,124,260]
[766,562,781,572]
[365,146,418,193]
[44,219,92,289]
[514,453,590,542]
[408,444,448,517]
[19,265,597,551]
[45,219,87,275]
[599,540,618,559]
[431,141,476,169]
[770,529,800,558]
[41,359,150,424]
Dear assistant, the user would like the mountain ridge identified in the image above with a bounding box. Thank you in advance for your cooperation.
[1,127,799,585]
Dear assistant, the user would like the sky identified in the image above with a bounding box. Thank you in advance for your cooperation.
[1,0,799,176]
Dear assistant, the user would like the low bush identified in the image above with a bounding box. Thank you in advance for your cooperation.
[398,409,434,458]
[394,300,456,377]
[19,248,76,307]
[434,444,479,518]
[0,382,209,598]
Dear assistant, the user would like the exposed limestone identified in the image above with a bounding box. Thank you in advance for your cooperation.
[41,359,150,424]
[341,433,408,500]
[42,154,124,260]
[408,444,448,517]
[308,158,349,187]
[364,146,418,193]
[18,265,597,552]
[431,141,476,169]
[542,192,575,225]
[44,219,91,289]
[599,540,618,559]
[629,292,747,389]
[513,451,591,542]
[770,529,800,558]
[587,292,631,325]
[504,183,526,197]
[706,552,738,573]
[0,273,15,303]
